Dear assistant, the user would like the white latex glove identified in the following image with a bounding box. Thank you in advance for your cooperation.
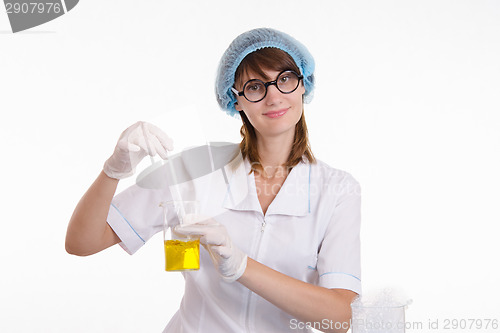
[103,121,173,179]
[174,218,248,283]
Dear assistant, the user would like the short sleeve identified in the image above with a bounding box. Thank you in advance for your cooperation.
[316,173,362,294]
[107,184,173,255]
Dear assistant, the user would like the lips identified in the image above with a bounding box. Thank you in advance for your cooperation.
[263,108,288,118]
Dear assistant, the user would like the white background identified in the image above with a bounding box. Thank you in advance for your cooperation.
[1,1,499,332]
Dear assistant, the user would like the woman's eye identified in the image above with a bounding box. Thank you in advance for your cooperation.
[280,76,290,83]
[247,84,261,91]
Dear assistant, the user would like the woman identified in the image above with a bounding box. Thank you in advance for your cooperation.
[66,28,361,333]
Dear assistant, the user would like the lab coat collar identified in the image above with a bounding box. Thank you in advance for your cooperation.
[223,158,311,217]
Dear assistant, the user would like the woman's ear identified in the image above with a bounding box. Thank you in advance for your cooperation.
[299,81,306,95]
[234,101,243,112]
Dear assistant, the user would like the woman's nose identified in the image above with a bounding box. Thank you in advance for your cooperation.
[265,84,282,105]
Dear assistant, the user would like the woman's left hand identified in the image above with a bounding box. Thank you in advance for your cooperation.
[174,218,248,283]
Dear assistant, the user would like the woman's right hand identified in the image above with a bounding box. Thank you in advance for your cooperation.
[103,121,174,179]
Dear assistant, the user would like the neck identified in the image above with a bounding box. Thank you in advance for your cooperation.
[255,130,294,177]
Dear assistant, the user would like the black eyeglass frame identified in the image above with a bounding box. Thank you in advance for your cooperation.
[231,70,304,103]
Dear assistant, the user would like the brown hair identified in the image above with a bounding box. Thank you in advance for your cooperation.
[234,47,316,174]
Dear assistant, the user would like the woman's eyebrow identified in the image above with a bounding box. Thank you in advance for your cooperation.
[247,72,275,82]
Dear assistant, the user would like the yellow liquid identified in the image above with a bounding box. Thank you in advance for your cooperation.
[164,239,200,271]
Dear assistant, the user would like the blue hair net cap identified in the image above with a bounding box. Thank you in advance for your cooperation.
[215,27,315,117]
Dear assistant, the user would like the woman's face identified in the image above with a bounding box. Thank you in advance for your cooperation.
[234,68,305,141]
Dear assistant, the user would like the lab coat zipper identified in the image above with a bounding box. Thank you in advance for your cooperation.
[244,216,267,332]
[254,216,266,257]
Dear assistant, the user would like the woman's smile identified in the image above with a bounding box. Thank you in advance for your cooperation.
[263,107,289,118]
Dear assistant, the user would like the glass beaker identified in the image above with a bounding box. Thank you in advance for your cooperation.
[160,200,200,271]
[351,292,411,333]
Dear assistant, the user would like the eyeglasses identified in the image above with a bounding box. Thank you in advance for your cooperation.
[231,70,304,103]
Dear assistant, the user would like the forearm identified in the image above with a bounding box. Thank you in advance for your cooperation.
[65,171,120,256]
[237,258,355,333]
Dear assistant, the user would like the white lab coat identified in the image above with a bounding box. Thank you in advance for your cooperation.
[107,154,361,332]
